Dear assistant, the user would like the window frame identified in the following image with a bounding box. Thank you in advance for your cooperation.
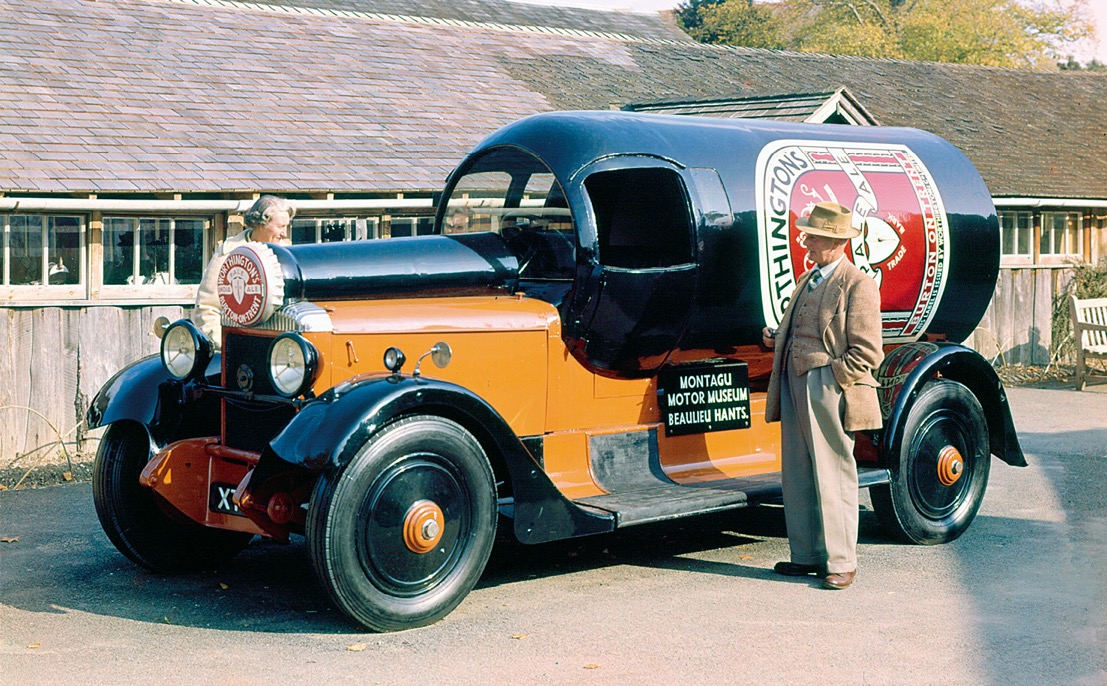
[290,216,380,244]
[998,209,1033,266]
[0,213,87,300]
[1037,210,1084,264]
[99,214,210,300]
[995,206,1096,268]
[387,216,435,238]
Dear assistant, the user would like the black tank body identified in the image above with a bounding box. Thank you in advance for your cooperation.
[268,232,519,302]
[440,111,999,376]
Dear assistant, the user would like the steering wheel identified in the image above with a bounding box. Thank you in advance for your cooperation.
[507,230,574,278]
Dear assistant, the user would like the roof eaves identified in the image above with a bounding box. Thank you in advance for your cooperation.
[154,0,689,45]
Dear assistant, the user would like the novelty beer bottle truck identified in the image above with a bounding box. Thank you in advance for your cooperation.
[87,112,1025,631]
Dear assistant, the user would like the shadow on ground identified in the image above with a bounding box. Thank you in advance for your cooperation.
[0,482,896,634]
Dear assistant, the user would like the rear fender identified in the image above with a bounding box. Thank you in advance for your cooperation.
[877,343,1026,468]
[262,375,614,544]
[85,354,222,446]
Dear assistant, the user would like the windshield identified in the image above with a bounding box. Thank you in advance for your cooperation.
[440,147,575,280]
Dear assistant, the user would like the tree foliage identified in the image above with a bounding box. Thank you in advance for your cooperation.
[676,0,1097,68]
[680,0,788,49]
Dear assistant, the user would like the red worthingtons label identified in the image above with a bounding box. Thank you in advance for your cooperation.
[755,140,950,343]
[217,247,268,327]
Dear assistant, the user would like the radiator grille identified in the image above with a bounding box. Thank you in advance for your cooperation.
[221,332,296,453]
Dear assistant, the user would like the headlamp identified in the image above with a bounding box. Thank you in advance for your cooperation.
[268,333,320,398]
[160,320,213,381]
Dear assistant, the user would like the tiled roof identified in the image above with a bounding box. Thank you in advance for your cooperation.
[2,0,1105,199]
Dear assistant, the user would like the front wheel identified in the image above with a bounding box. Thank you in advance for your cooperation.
[872,380,991,545]
[306,416,497,632]
[93,421,253,572]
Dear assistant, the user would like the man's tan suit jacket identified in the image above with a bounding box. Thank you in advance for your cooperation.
[765,259,884,432]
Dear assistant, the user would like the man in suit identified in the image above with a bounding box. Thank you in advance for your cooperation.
[761,201,884,590]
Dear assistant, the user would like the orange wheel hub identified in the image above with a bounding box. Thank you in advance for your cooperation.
[402,500,444,554]
[936,445,964,486]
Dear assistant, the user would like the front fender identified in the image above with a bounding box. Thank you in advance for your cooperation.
[264,375,613,544]
[877,343,1026,468]
[86,353,221,446]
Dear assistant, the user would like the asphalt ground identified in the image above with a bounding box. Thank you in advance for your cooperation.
[1,382,1104,685]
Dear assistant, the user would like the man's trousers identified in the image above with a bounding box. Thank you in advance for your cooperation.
[779,364,859,574]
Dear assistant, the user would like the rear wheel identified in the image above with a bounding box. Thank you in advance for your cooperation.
[93,422,253,571]
[872,380,991,544]
[306,416,497,632]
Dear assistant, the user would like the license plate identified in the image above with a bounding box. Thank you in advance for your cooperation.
[209,482,247,517]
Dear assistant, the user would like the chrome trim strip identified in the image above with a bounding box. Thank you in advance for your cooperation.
[223,301,333,333]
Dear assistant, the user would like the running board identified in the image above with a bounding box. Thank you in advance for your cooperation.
[571,429,890,529]
[575,474,781,528]
[858,467,891,488]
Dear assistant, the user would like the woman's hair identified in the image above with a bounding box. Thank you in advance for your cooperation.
[243,195,296,230]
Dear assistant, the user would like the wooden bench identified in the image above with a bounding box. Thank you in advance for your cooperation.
[1070,295,1107,390]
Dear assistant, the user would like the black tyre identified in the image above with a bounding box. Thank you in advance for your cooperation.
[872,380,991,545]
[93,421,253,572]
[306,416,497,632]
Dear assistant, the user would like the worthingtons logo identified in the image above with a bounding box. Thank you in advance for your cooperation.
[218,248,268,327]
[755,140,950,343]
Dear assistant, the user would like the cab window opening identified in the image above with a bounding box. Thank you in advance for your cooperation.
[440,148,576,280]
[586,168,694,270]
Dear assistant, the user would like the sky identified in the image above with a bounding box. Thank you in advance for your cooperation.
[510,0,1107,64]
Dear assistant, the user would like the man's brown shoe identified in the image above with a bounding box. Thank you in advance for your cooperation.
[773,561,826,577]
[822,570,856,590]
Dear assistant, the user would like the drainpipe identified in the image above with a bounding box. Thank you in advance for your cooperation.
[992,198,1107,208]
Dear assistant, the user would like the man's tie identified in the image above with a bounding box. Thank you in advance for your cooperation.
[809,269,824,291]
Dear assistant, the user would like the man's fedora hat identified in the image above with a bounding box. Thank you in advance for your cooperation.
[795,201,860,239]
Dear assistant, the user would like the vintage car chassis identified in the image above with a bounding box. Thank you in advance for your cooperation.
[88,111,1025,632]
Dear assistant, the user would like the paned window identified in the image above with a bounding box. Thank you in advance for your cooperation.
[388,217,435,238]
[103,216,207,286]
[290,217,378,244]
[1039,211,1083,257]
[999,210,1033,258]
[2,214,84,287]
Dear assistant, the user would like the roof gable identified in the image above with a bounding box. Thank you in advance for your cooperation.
[626,87,879,125]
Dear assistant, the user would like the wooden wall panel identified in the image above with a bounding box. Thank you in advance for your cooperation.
[964,269,1052,366]
[2,305,187,470]
[0,309,35,470]
[1032,269,1053,365]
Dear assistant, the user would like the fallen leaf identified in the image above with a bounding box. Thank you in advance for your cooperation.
[62,472,74,482]
[511,633,528,640]
[219,583,229,590]
[0,484,9,491]
[739,555,752,561]
[27,643,40,649]
[346,643,367,652]
[1,536,19,543]
[584,663,601,670]
[163,616,171,624]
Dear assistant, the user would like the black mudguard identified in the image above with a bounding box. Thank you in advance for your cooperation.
[262,375,614,544]
[877,343,1026,468]
[85,353,222,447]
